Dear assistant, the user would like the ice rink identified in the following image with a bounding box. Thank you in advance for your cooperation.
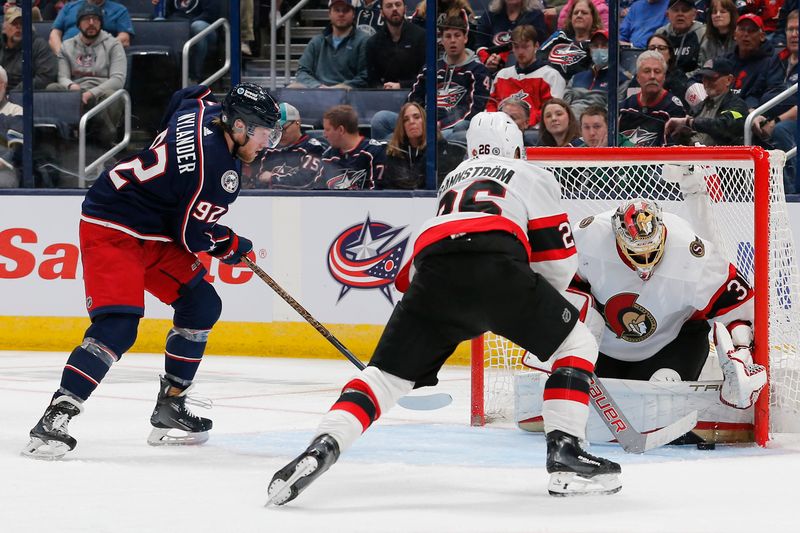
[1,350,799,533]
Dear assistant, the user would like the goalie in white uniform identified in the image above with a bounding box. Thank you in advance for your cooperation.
[568,199,767,410]
[265,112,621,506]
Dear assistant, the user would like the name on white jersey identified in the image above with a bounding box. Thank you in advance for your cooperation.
[439,164,515,193]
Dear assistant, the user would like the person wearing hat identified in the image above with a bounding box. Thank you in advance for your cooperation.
[53,2,127,144]
[656,0,707,74]
[50,0,134,56]
[664,56,749,145]
[724,14,784,111]
[0,6,57,90]
[290,0,370,89]
[245,102,329,189]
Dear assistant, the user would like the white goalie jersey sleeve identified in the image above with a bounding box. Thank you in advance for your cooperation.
[395,155,577,292]
[572,211,753,362]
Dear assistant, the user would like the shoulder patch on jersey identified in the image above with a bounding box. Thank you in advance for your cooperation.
[690,236,705,257]
[368,138,385,146]
[309,138,322,146]
[221,170,240,193]
[579,216,594,228]
[671,96,683,107]
[203,127,213,136]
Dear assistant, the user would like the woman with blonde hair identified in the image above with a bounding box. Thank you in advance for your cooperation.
[538,98,581,147]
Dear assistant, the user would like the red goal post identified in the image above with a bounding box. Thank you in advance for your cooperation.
[469,146,800,447]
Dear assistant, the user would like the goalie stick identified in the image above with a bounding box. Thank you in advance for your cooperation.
[243,256,453,411]
[523,357,698,453]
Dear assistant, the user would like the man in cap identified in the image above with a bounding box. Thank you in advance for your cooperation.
[725,14,784,111]
[665,57,749,145]
[245,102,329,189]
[290,0,370,89]
[656,0,707,74]
[0,6,57,89]
[50,0,134,55]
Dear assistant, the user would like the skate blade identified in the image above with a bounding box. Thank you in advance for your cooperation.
[147,427,209,446]
[548,472,622,497]
[20,437,70,460]
[266,456,319,507]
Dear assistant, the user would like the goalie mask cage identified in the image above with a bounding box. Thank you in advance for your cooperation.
[470,146,800,446]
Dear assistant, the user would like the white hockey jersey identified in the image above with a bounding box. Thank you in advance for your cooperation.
[395,155,577,292]
[572,210,754,362]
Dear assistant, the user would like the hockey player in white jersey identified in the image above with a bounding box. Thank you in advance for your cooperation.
[266,112,621,506]
[570,199,766,410]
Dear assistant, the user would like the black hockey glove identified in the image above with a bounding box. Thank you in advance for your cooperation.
[209,227,253,265]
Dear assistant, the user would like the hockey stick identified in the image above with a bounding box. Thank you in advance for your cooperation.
[523,356,697,453]
[243,256,453,411]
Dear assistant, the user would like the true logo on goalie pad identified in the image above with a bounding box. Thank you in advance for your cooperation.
[603,292,657,342]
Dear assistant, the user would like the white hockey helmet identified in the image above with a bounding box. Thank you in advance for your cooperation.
[612,199,666,281]
[466,112,525,160]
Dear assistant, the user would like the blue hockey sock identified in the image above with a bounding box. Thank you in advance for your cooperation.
[164,327,209,385]
[56,338,117,401]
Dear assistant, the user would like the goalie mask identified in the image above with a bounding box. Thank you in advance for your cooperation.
[466,112,525,160]
[612,199,666,281]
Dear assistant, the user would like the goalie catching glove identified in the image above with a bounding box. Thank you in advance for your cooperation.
[208,225,253,265]
[714,322,766,409]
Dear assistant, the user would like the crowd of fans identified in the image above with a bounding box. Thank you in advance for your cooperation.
[0,0,797,191]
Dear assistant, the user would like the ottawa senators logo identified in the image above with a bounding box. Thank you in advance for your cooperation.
[690,236,705,257]
[603,292,657,343]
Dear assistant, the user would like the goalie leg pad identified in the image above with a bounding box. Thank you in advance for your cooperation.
[714,322,766,409]
[316,366,413,453]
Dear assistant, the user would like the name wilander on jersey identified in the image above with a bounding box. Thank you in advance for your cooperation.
[397,155,577,293]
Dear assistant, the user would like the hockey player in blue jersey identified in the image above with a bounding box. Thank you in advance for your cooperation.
[22,82,282,459]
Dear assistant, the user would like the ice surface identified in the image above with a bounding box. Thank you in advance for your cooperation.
[1,351,799,533]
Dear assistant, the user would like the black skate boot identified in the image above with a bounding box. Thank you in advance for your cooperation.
[546,430,622,496]
[267,434,341,506]
[147,375,212,446]
[22,395,84,460]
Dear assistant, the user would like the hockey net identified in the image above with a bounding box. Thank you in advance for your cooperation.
[470,147,800,446]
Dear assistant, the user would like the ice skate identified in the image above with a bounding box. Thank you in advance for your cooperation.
[267,434,340,506]
[22,395,84,460]
[546,430,621,496]
[147,375,212,446]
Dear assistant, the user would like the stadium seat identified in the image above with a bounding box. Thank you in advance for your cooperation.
[348,90,408,128]
[125,0,157,20]
[271,88,349,129]
[8,91,82,140]
[32,22,51,42]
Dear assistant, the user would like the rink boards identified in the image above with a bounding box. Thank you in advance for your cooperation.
[3,192,800,363]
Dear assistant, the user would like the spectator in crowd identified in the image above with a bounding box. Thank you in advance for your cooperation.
[538,97,581,146]
[243,103,328,189]
[318,104,387,190]
[755,9,798,192]
[620,0,670,48]
[558,0,603,43]
[578,104,609,147]
[51,3,127,143]
[50,0,133,55]
[537,0,600,81]
[775,0,796,46]
[726,14,784,110]
[498,96,539,144]
[366,0,425,89]
[739,0,784,37]
[664,57,748,145]
[475,0,548,73]
[626,34,693,107]
[0,64,22,188]
[290,0,369,89]
[699,0,738,67]
[156,0,221,84]
[0,6,58,89]
[241,0,254,56]
[355,0,384,37]
[487,25,563,133]
[619,50,686,146]
[383,101,465,189]
[558,0,610,29]
[565,28,613,117]
[656,0,707,74]
[413,0,476,31]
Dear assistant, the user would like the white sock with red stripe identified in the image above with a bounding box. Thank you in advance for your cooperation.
[315,366,414,452]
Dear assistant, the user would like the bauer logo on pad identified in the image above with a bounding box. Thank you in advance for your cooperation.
[327,215,410,304]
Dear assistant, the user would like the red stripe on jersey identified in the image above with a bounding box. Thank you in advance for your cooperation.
[395,216,530,292]
[543,388,589,405]
[331,401,372,432]
[530,246,576,262]
[692,263,754,320]
[65,364,99,386]
[551,356,595,374]
[343,378,382,420]
[527,213,569,231]
[527,213,577,263]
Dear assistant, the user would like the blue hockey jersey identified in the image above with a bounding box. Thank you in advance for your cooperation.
[81,86,241,253]
[317,137,387,190]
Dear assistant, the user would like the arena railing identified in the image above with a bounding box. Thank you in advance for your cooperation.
[78,88,131,188]
[182,18,232,89]
[269,0,314,90]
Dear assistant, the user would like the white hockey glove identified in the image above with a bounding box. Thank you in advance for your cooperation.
[713,322,766,409]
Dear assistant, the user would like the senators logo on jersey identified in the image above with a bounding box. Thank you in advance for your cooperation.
[603,292,657,343]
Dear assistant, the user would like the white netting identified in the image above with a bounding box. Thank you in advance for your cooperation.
[478,148,800,435]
